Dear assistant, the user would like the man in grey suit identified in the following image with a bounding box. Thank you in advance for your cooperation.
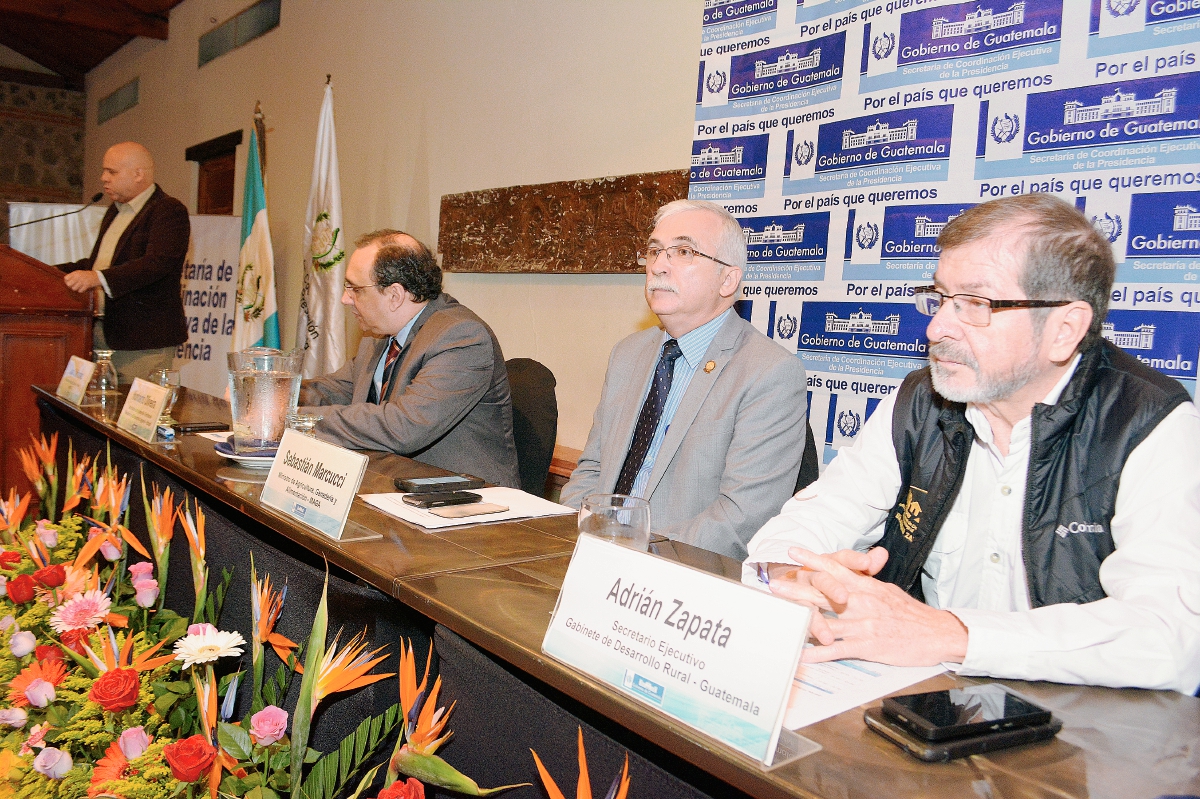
[562,200,808,559]
[297,230,521,488]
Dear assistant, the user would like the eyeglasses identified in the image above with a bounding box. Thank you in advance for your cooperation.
[913,286,1072,327]
[637,244,736,269]
[343,281,379,296]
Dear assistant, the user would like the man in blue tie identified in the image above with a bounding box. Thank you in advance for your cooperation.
[297,230,520,488]
[562,200,808,559]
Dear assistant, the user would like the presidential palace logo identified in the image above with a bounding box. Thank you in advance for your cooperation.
[691,143,744,166]
[743,223,805,244]
[932,3,1026,39]
[706,69,728,94]
[776,313,798,340]
[754,49,822,79]
[842,119,919,150]
[871,31,895,60]
[1105,0,1140,18]
[855,221,880,250]
[1063,87,1176,125]
[990,112,1020,144]
[1101,321,1155,349]
[1091,212,1124,243]
[794,139,815,166]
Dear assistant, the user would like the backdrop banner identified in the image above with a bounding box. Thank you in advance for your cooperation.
[695,0,1200,468]
[177,215,241,396]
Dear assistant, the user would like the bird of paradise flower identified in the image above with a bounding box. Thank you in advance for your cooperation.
[531,728,631,799]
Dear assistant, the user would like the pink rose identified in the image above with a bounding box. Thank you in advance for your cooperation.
[25,678,55,708]
[0,708,27,729]
[33,746,72,779]
[88,527,121,562]
[118,726,150,759]
[128,562,154,582]
[9,630,36,657]
[134,579,159,608]
[35,520,57,548]
[187,623,217,637]
[250,705,288,746]
[0,575,6,597]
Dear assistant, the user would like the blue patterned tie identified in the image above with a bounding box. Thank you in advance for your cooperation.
[374,338,401,403]
[614,339,683,495]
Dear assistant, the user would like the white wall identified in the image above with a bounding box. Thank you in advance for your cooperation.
[83,0,700,449]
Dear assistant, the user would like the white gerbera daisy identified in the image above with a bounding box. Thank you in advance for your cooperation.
[173,628,246,668]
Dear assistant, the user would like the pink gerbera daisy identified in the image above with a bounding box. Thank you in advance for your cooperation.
[49,589,112,633]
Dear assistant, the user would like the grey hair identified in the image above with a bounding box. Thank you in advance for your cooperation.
[653,199,748,270]
[937,193,1114,350]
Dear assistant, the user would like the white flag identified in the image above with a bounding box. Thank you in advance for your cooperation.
[296,83,347,377]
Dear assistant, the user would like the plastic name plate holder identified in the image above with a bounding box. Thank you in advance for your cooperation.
[259,429,370,541]
[116,378,169,442]
[56,356,96,405]
[543,534,815,766]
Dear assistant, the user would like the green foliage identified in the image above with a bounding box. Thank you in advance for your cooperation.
[289,576,328,798]
[297,704,400,799]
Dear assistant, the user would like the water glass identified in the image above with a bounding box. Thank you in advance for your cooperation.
[150,368,181,426]
[285,412,323,436]
[579,494,651,552]
[227,348,303,454]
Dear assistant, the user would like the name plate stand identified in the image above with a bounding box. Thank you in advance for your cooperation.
[259,428,375,542]
[543,535,819,767]
[116,378,170,442]
[55,356,96,406]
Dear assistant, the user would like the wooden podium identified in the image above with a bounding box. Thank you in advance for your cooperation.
[0,245,93,493]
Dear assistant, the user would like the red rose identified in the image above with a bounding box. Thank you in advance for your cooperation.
[6,574,34,603]
[0,551,21,567]
[32,565,66,589]
[59,628,91,656]
[89,668,141,713]
[163,734,217,783]
[377,778,425,799]
[35,645,64,664]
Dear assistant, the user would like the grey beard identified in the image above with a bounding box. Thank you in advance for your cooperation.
[928,340,1041,404]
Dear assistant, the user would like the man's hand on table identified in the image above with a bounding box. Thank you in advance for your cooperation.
[767,546,968,667]
[64,270,102,293]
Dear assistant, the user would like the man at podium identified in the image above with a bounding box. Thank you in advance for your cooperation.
[58,141,189,382]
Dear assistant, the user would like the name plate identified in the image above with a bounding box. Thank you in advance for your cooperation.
[259,428,368,540]
[543,535,811,764]
[116,378,169,442]
[56,356,96,405]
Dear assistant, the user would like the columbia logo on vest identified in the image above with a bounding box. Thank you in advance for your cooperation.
[1054,522,1106,538]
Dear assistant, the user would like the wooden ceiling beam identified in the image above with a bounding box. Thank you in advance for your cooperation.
[0,0,168,40]
[0,27,87,89]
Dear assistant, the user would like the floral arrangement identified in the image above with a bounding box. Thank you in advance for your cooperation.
[0,435,529,799]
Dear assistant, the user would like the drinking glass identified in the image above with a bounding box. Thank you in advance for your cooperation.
[285,412,323,436]
[579,494,651,552]
[83,349,118,406]
[151,368,181,426]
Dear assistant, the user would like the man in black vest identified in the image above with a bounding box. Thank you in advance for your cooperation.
[745,194,1200,693]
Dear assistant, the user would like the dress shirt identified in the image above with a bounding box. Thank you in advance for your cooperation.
[629,309,731,498]
[743,358,1200,694]
[372,313,421,400]
[93,183,157,303]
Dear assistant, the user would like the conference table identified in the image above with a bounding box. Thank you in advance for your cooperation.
[34,385,1200,799]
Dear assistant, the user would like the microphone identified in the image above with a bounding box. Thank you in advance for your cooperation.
[8,192,105,229]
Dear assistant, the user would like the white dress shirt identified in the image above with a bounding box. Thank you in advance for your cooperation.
[744,358,1200,694]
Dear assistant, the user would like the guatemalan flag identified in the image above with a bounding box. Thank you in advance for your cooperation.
[232,126,280,351]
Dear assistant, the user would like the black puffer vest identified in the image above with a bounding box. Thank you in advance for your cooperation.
[876,340,1190,608]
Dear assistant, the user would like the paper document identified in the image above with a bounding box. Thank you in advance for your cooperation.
[361,486,574,529]
[784,657,944,730]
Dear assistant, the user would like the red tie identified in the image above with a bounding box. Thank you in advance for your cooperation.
[378,338,401,402]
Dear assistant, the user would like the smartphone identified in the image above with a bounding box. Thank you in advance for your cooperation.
[401,491,483,509]
[394,474,485,493]
[864,706,1061,762]
[882,684,1052,741]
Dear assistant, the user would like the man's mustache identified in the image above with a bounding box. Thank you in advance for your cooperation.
[929,340,977,369]
[646,278,678,294]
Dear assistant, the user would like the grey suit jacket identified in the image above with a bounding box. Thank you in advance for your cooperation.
[297,293,521,488]
[561,312,807,559]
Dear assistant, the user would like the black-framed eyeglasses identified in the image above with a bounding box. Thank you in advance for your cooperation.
[637,244,736,269]
[913,286,1072,327]
[343,281,379,296]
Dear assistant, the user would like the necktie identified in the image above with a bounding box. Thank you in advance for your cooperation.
[614,339,683,495]
[375,338,402,403]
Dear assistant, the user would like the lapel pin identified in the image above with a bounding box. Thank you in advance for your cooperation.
[704,360,716,373]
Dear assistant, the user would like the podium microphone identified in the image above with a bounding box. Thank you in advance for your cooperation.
[8,193,105,229]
